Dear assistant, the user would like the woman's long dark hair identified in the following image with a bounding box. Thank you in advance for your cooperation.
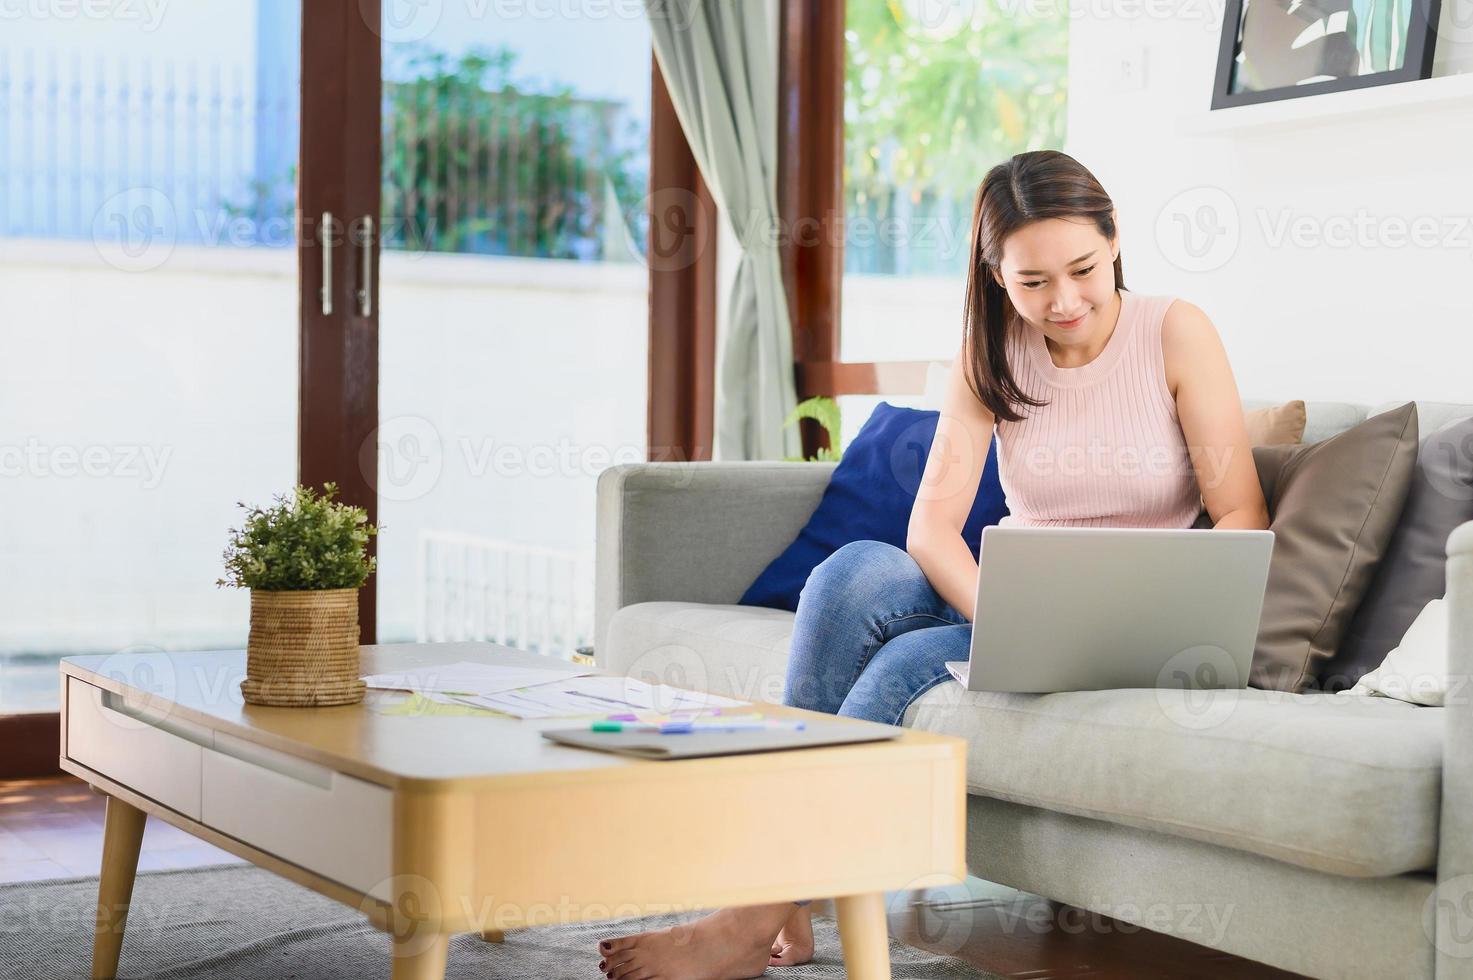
[962,150,1126,422]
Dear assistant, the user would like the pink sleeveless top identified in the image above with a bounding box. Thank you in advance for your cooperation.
[992,290,1203,529]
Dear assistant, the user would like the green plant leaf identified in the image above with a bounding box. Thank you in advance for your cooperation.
[218,483,380,592]
[781,396,844,462]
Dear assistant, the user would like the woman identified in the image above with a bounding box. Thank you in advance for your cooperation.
[594,150,1269,980]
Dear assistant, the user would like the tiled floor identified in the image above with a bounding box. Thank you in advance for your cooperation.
[0,776,1295,978]
[0,776,245,882]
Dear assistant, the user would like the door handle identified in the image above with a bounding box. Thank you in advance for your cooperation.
[320,210,334,315]
[354,215,374,317]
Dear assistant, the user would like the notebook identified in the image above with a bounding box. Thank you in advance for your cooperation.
[540,719,900,760]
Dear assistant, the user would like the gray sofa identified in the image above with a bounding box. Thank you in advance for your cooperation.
[594,398,1473,980]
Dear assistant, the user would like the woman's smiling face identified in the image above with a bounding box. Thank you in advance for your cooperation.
[990,215,1120,350]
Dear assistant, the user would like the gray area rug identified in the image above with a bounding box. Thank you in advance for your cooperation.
[0,863,999,979]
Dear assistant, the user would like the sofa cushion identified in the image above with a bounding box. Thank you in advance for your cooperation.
[1243,399,1306,446]
[738,402,1008,612]
[602,601,795,704]
[1250,402,1420,691]
[602,600,1442,878]
[1242,399,1366,445]
[1319,413,1473,691]
[903,682,1442,878]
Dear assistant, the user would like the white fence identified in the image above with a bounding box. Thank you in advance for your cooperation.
[417,530,593,660]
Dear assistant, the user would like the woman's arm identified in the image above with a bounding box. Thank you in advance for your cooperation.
[906,345,996,622]
[1162,300,1270,532]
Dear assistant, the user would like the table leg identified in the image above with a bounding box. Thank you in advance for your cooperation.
[834,891,892,980]
[91,793,147,980]
[390,930,449,980]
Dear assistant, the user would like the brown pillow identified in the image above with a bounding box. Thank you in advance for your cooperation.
[1244,400,1307,446]
[1249,402,1420,691]
[1191,400,1309,526]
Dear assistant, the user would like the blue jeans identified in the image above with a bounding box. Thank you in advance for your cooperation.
[784,539,972,726]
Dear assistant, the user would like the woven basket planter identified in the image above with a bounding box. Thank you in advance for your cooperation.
[240,588,366,707]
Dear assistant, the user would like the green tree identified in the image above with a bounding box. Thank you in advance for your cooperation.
[382,45,647,260]
[845,0,1068,274]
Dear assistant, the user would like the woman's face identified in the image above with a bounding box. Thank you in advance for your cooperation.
[991,216,1120,351]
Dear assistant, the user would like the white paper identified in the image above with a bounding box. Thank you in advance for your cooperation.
[451,675,749,720]
[417,691,471,706]
[361,659,591,696]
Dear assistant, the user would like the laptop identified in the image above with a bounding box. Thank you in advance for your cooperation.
[946,525,1274,693]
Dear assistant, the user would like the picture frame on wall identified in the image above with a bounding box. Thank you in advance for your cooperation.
[1211,0,1442,109]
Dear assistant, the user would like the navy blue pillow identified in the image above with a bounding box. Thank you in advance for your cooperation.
[739,402,1008,612]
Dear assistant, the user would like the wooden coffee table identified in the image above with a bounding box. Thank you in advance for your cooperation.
[58,642,966,979]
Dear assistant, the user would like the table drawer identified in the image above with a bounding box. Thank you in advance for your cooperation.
[65,676,207,820]
[201,732,393,902]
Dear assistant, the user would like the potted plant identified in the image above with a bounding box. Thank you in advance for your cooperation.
[782,396,844,462]
[219,482,379,707]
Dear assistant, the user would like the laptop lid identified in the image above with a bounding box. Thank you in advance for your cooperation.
[961,526,1274,693]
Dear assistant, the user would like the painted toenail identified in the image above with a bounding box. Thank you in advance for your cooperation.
[600,941,611,950]
[598,961,606,970]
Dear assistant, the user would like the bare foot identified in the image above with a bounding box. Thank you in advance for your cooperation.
[597,902,794,979]
[768,903,814,967]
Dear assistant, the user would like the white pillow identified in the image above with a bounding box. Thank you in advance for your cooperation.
[1339,597,1448,706]
[919,359,952,412]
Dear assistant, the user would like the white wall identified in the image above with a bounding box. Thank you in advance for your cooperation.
[1064,1,1473,404]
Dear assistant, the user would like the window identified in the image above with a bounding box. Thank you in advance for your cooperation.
[375,4,653,654]
[0,4,302,711]
[838,0,1068,445]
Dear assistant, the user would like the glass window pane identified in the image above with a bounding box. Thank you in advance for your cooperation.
[0,4,302,713]
[376,4,652,658]
[842,0,1068,372]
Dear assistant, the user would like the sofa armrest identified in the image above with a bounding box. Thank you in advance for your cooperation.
[1438,519,1473,975]
[593,461,836,666]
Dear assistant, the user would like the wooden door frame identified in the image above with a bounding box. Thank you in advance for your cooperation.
[299,0,381,642]
[0,714,60,780]
[778,0,933,461]
[651,1,936,465]
[647,56,718,463]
